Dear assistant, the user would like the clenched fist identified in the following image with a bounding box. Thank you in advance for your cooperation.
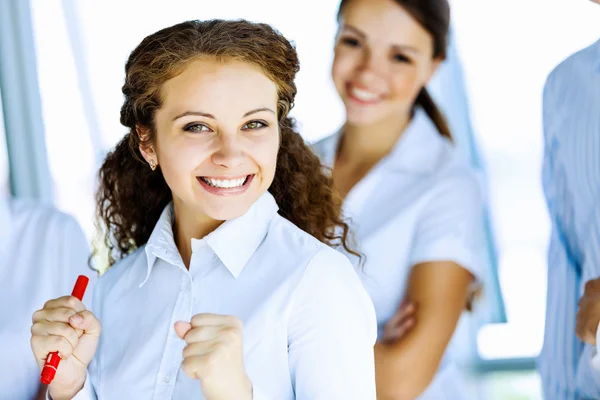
[31,295,101,400]
[174,314,252,400]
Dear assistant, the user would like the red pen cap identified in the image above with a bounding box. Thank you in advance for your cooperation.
[71,275,89,301]
[40,352,61,384]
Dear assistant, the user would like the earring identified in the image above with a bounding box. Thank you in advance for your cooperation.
[149,159,157,171]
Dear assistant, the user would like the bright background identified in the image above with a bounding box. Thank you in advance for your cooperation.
[2,1,600,398]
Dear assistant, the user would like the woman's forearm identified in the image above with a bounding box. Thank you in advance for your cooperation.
[374,337,440,400]
[374,262,473,399]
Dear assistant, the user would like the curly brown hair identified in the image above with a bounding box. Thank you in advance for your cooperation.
[95,19,358,267]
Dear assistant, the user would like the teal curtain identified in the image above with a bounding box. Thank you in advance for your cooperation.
[0,0,52,202]
[429,30,507,325]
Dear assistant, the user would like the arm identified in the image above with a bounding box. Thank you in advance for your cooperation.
[288,249,378,400]
[537,68,583,399]
[375,262,472,400]
[377,167,485,399]
[538,224,582,399]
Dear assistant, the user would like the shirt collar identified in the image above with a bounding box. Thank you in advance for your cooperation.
[140,202,182,287]
[0,197,10,258]
[323,108,448,176]
[382,108,449,174]
[140,192,279,286]
[199,192,278,278]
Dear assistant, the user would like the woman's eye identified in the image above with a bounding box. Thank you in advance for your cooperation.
[393,53,411,63]
[341,37,360,47]
[243,120,267,130]
[184,123,211,133]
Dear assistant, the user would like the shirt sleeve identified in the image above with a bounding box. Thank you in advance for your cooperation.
[250,387,270,400]
[287,248,377,400]
[46,370,96,400]
[409,167,485,282]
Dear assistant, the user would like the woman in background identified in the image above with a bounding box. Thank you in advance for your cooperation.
[313,0,485,398]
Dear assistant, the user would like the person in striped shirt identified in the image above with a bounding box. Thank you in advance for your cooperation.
[538,24,600,398]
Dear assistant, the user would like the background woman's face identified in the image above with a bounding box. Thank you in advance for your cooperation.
[332,0,441,126]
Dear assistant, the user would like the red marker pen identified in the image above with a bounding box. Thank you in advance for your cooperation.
[40,275,89,385]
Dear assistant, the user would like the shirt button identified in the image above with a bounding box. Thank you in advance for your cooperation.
[164,375,173,383]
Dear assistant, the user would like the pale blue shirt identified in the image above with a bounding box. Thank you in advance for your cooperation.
[538,38,600,399]
[312,109,486,400]
[0,197,94,400]
[71,192,377,400]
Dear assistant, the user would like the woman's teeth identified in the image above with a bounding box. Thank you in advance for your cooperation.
[201,176,247,188]
[350,87,379,102]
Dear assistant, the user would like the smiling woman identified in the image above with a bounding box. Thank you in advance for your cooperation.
[136,59,281,248]
[312,0,485,399]
[29,19,378,400]
[98,20,361,268]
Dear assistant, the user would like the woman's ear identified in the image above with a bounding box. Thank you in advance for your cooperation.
[136,125,158,170]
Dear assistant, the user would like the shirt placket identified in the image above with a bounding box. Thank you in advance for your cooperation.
[153,267,194,400]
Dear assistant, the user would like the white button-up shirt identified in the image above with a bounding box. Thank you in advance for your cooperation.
[73,192,377,400]
[0,197,94,400]
[312,109,485,400]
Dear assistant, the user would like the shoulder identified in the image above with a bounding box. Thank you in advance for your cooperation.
[97,246,147,292]
[291,244,376,336]
[303,245,361,286]
[399,150,484,229]
[266,214,361,283]
[545,40,599,96]
[272,216,363,289]
[429,147,482,207]
[9,198,85,239]
[309,132,339,162]
[266,214,327,258]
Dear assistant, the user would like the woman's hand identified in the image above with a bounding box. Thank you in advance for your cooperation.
[381,300,416,344]
[174,314,252,400]
[576,278,600,345]
[31,296,101,400]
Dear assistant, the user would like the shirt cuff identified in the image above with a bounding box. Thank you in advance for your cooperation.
[252,386,270,400]
[47,371,95,400]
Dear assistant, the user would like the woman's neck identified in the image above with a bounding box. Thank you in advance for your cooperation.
[172,199,224,269]
[338,112,412,165]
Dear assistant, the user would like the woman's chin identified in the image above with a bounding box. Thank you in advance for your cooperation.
[200,203,249,222]
[344,108,386,126]
[194,195,255,222]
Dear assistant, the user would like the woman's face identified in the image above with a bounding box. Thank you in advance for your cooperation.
[332,0,442,126]
[140,59,280,223]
